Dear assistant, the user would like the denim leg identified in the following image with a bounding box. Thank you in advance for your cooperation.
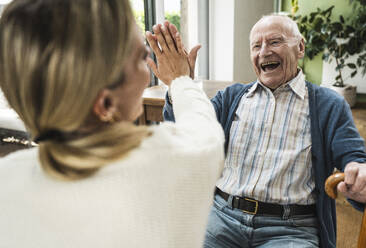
[203,194,320,248]
[203,194,252,248]
[252,214,320,248]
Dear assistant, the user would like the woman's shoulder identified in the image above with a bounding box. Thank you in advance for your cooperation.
[106,123,223,187]
[0,147,40,185]
[119,123,224,171]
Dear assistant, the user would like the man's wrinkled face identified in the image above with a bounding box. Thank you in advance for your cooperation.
[250,17,304,89]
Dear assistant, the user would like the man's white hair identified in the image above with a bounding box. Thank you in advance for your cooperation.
[250,13,304,41]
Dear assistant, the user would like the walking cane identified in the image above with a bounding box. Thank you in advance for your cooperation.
[325,172,366,248]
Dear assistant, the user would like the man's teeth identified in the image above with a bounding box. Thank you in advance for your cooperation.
[261,61,279,66]
[261,61,280,71]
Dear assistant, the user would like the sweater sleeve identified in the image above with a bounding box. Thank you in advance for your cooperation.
[331,100,366,169]
[329,98,366,211]
[162,81,225,124]
[163,93,175,122]
[169,76,225,148]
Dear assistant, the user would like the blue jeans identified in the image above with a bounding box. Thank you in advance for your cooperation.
[204,194,320,248]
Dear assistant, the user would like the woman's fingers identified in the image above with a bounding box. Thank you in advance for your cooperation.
[161,21,177,52]
[146,57,160,78]
[145,22,190,85]
[145,31,161,57]
[153,24,170,54]
[175,32,185,55]
[167,23,184,55]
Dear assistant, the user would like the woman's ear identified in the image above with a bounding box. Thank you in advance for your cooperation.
[93,89,117,122]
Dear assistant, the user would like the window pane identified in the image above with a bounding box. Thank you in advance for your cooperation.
[164,0,180,32]
[0,1,12,15]
[130,0,145,34]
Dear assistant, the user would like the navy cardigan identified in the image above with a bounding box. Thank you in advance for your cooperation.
[163,81,366,248]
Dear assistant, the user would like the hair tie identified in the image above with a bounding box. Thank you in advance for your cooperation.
[34,129,65,143]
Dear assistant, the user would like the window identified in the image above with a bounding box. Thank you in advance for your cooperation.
[131,0,182,86]
[0,0,184,86]
[163,0,181,32]
[0,0,12,15]
[131,0,146,34]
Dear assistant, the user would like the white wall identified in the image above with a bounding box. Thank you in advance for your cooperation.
[209,0,274,82]
[209,0,234,81]
[233,0,274,82]
[322,56,366,93]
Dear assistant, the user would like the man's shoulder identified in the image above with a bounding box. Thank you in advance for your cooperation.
[219,81,255,96]
[306,81,346,104]
[228,81,255,90]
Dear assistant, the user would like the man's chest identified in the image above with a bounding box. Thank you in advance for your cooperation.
[230,89,311,153]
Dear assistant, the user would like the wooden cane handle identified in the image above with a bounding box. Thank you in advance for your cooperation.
[325,172,366,248]
[325,172,345,199]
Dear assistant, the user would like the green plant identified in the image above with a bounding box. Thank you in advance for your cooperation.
[290,0,366,87]
[291,6,333,60]
[165,11,181,32]
[348,0,366,79]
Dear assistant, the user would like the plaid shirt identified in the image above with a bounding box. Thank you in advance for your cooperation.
[216,71,316,205]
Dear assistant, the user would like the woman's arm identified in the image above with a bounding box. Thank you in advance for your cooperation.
[146,21,224,148]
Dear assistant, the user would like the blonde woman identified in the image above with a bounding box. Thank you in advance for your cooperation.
[0,0,224,247]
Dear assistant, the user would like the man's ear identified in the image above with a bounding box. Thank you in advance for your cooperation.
[298,38,305,59]
[93,89,116,122]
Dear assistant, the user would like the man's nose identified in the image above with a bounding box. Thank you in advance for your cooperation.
[259,44,272,57]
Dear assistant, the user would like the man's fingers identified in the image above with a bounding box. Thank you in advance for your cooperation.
[350,165,366,192]
[351,177,366,193]
[337,181,348,194]
[146,31,161,57]
[338,165,366,203]
[344,162,359,185]
[146,57,159,77]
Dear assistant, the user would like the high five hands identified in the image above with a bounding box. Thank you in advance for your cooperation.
[145,21,201,86]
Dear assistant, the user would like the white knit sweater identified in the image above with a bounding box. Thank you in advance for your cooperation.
[0,76,225,248]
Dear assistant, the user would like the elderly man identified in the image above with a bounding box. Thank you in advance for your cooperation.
[146,14,366,248]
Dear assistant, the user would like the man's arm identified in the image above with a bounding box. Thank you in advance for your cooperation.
[163,92,175,122]
[329,98,366,207]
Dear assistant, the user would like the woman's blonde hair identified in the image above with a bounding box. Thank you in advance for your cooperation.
[0,0,150,180]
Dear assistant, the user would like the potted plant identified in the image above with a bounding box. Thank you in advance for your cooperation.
[289,0,366,107]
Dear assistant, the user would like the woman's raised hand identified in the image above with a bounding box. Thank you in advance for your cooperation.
[146,21,200,86]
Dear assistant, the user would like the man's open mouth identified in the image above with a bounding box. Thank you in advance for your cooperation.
[261,61,280,72]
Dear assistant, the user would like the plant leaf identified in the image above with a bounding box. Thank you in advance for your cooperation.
[347,63,357,69]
